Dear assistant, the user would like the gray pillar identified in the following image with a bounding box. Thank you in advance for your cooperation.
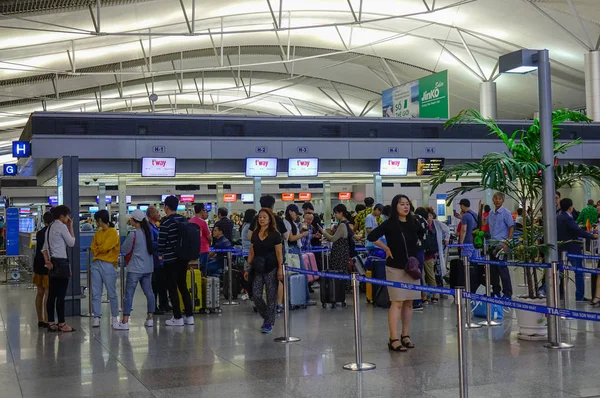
[59,157,80,316]
[253,177,262,211]
[484,189,493,206]
[585,50,600,122]
[421,181,429,209]
[216,182,224,209]
[324,181,331,228]
[373,174,383,205]
[98,183,106,211]
[584,181,593,202]
[117,176,127,239]
[480,81,498,119]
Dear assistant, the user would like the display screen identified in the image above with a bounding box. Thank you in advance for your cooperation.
[177,205,186,211]
[241,194,254,202]
[116,195,132,204]
[19,208,31,214]
[48,196,58,205]
[180,194,195,203]
[141,157,176,177]
[298,193,312,201]
[281,193,295,201]
[288,158,319,177]
[338,192,352,200]
[223,194,237,203]
[379,158,408,176]
[19,217,35,233]
[205,203,212,212]
[89,206,99,213]
[416,158,445,176]
[127,206,137,212]
[245,158,277,177]
[139,205,149,212]
[96,196,112,204]
[161,194,173,202]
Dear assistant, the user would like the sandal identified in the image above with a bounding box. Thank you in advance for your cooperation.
[401,335,415,349]
[47,323,59,332]
[590,297,600,306]
[57,323,75,333]
[388,338,407,352]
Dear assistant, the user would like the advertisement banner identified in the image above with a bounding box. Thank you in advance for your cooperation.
[6,208,19,256]
[382,70,449,119]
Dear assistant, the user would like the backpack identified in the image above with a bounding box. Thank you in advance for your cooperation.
[424,225,438,255]
[343,221,357,258]
[176,220,201,262]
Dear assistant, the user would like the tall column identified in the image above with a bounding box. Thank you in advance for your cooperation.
[585,50,600,121]
[584,181,593,203]
[324,181,331,228]
[373,174,383,205]
[484,189,493,207]
[253,177,262,211]
[59,157,80,316]
[117,176,127,239]
[421,181,429,209]
[216,182,224,210]
[480,81,498,119]
[98,183,106,211]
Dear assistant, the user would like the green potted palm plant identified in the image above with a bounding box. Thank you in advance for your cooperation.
[429,108,600,340]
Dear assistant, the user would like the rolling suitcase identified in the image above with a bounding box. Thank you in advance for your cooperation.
[222,268,243,299]
[302,253,319,282]
[288,273,308,310]
[353,254,367,276]
[201,276,222,314]
[178,268,202,313]
[371,260,390,308]
[320,270,347,308]
[365,270,373,302]
[449,258,465,289]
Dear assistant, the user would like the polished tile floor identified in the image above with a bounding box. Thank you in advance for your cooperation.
[1,277,600,398]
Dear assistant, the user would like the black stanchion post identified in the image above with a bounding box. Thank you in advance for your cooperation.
[462,257,481,329]
[343,273,376,371]
[223,251,239,306]
[274,266,300,343]
[455,287,468,398]
[544,261,574,349]
[479,254,501,327]
[81,248,93,317]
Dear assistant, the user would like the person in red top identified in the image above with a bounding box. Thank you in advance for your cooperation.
[190,203,212,269]
[480,203,491,233]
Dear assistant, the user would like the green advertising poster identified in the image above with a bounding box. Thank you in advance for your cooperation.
[382,70,449,119]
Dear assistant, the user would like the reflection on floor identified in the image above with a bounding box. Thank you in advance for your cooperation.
[0,280,599,398]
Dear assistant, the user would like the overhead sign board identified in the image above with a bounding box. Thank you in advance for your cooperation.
[3,164,17,176]
[141,157,176,177]
[281,193,295,201]
[416,158,445,176]
[12,141,31,158]
[288,158,319,177]
[298,192,312,201]
[180,194,195,203]
[379,158,408,176]
[223,193,237,203]
[338,192,352,200]
[48,196,58,205]
[241,194,254,202]
[382,70,449,119]
[96,196,113,204]
[245,158,277,177]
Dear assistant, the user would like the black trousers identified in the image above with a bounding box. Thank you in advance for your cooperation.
[166,262,193,319]
[152,267,169,309]
[47,277,69,323]
[489,251,513,298]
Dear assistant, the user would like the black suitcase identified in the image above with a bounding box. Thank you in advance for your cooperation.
[320,270,347,308]
[371,260,390,308]
[449,258,465,288]
[222,269,243,299]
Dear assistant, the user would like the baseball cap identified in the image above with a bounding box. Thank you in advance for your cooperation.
[373,203,384,211]
[286,204,302,215]
[459,199,471,207]
[129,209,146,222]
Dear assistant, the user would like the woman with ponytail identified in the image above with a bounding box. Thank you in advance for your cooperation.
[91,209,120,328]
[319,204,354,273]
[114,209,155,330]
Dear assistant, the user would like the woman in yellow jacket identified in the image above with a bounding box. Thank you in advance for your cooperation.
[90,210,120,328]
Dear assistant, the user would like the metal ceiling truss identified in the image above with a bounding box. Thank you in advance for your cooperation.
[0,0,152,16]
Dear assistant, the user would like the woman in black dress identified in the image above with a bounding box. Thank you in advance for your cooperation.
[368,195,425,352]
[319,204,352,273]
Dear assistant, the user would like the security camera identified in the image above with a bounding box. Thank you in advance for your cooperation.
[84,181,90,186]
[92,178,98,182]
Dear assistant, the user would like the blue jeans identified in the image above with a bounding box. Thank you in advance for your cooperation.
[566,255,585,301]
[123,272,155,316]
[199,252,209,269]
[289,245,311,301]
[91,260,119,319]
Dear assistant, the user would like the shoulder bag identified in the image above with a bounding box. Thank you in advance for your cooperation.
[46,222,71,280]
[125,231,136,265]
[401,232,421,280]
[251,256,267,274]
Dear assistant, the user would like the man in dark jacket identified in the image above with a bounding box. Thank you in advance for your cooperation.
[557,198,597,302]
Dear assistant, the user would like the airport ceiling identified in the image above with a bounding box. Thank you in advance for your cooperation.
[0,0,598,153]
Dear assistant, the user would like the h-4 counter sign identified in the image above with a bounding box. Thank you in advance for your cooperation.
[382,70,449,119]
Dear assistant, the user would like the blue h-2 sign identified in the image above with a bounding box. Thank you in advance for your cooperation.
[3,164,17,176]
[12,141,31,158]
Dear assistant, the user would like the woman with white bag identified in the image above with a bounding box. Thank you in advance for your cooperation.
[284,204,315,306]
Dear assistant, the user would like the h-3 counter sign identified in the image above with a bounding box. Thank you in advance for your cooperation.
[382,70,449,119]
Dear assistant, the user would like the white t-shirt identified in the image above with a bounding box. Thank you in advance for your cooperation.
[42,221,76,259]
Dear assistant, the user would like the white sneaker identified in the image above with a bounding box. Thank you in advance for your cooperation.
[92,317,100,328]
[144,319,154,327]
[165,317,184,326]
[183,316,195,325]
[113,321,129,330]
[111,316,118,324]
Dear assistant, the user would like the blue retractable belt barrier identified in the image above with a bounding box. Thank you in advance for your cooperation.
[470,257,551,269]
[566,253,600,261]
[462,292,600,322]
[561,265,600,275]
[305,247,331,254]
[447,244,474,248]
[210,248,242,254]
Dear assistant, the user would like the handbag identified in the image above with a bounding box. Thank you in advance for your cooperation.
[287,251,301,270]
[402,232,422,280]
[251,256,266,274]
[472,286,504,319]
[46,222,71,280]
[125,231,136,265]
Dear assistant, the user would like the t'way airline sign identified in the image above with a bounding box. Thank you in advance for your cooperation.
[246,158,278,177]
[141,157,176,177]
[379,158,408,176]
[288,158,319,177]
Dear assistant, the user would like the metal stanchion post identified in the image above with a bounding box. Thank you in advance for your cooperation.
[463,257,481,329]
[455,287,468,398]
[343,273,376,371]
[81,249,93,317]
[223,251,239,306]
[120,254,125,314]
[479,254,501,327]
[562,251,569,310]
[274,266,301,343]
[544,261,574,349]
[190,268,196,314]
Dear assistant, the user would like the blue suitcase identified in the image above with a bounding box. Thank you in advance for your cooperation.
[371,260,391,308]
[288,273,307,310]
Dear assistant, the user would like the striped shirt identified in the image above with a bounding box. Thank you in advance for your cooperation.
[158,213,187,265]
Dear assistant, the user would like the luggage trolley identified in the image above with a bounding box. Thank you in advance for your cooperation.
[0,255,31,284]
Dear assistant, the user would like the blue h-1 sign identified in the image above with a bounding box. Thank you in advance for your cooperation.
[3,164,17,176]
[12,141,31,158]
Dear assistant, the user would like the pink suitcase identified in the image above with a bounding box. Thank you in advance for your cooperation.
[302,252,319,282]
